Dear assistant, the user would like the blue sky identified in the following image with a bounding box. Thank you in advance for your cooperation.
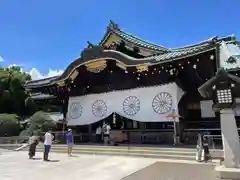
[0,0,239,79]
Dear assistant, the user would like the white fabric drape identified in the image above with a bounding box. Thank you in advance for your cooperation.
[67,83,184,125]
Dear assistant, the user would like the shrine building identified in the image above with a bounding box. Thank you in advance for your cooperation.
[24,21,240,144]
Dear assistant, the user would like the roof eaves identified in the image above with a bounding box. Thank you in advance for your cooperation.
[25,75,59,85]
[24,40,218,88]
[169,35,234,52]
[30,93,56,100]
[150,44,216,63]
[24,76,59,88]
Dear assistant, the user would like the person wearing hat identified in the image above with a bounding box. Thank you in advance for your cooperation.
[66,128,74,156]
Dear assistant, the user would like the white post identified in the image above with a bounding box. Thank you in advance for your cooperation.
[220,109,240,168]
[173,118,177,145]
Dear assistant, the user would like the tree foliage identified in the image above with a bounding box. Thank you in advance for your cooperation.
[0,66,59,136]
[0,66,34,116]
[21,111,55,136]
[0,114,21,136]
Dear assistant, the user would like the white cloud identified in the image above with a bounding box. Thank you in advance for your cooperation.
[7,63,63,80]
[8,64,23,72]
[29,68,63,80]
[0,56,4,62]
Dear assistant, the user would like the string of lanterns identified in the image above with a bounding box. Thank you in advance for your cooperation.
[52,54,215,92]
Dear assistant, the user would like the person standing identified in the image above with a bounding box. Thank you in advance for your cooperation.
[103,123,111,145]
[43,130,54,161]
[28,133,39,159]
[66,129,74,156]
[95,126,102,143]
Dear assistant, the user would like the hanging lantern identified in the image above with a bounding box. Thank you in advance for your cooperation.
[113,112,116,125]
[210,55,214,60]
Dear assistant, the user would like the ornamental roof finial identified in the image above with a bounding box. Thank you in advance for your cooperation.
[231,34,236,41]
[87,41,94,48]
[109,20,120,30]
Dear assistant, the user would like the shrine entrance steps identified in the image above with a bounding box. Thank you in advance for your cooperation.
[36,144,197,161]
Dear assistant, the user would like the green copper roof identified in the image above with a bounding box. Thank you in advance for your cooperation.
[30,93,56,99]
[219,40,240,70]
[109,26,169,53]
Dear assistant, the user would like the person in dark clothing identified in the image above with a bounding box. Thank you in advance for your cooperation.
[28,134,39,159]
[203,136,210,162]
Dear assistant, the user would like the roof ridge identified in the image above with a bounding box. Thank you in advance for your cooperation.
[107,21,168,51]
[116,28,168,50]
[169,35,235,51]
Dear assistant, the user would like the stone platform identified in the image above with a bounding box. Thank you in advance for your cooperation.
[215,165,240,180]
[0,150,216,180]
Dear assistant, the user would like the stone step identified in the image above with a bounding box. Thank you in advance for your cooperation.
[49,144,197,152]
[37,147,196,160]
[36,145,197,160]
[37,146,196,156]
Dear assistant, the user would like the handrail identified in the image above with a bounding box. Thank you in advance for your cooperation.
[186,128,240,131]
[202,134,240,149]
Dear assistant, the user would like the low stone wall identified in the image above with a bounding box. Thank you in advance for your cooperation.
[210,149,223,159]
[0,144,22,150]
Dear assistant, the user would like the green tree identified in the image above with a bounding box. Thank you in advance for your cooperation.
[20,111,55,136]
[0,114,21,136]
[0,66,32,116]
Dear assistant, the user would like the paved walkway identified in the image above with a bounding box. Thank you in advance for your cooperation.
[123,161,216,180]
[0,150,216,180]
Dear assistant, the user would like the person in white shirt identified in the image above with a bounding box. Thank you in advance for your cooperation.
[96,126,102,143]
[103,123,111,145]
[43,130,54,161]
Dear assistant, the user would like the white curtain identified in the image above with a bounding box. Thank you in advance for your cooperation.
[67,83,184,125]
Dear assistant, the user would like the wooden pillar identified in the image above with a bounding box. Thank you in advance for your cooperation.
[88,124,92,142]
[139,122,146,130]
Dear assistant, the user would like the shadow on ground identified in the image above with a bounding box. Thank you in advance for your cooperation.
[122,161,216,180]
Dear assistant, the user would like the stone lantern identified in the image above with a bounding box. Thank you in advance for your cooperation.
[198,68,240,179]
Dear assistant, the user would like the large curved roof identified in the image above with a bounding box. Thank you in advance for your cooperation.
[25,34,237,88]
[99,20,169,54]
